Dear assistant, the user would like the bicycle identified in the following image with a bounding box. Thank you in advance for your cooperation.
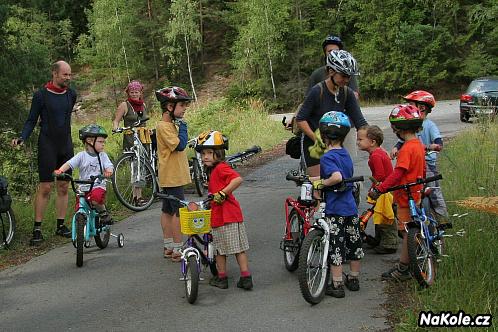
[188,141,262,197]
[296,175,364,305]
[155,192,217,304]
[112,117,158,211]
[56,173,125,267]
[382,174,446,287]
[0,176,15,249]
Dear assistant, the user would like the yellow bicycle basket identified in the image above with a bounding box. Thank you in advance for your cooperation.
[136,127,152,144]
[179,208,212,235]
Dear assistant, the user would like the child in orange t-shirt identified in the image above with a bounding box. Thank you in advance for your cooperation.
[368,105,425,281]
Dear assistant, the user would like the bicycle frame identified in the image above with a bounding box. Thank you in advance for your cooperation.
[282,197,314,242]
[181,233,214,275]
[407,191,443,253]
[72,195,106,242]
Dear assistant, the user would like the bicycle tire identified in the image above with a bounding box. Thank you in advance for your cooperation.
[191,158,205,197]
[283,209,302,272]
[0,208,16,249]
[112,153,157,211]
[407,227,436,287]
[94,221,110,249]
[297,229,328,304]
[76,213,86,267]
[185,255,199,304]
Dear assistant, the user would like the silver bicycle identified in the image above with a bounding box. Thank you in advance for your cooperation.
[112,118,158,211]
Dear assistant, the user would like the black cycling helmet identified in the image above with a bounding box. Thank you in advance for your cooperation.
[322,35,344,51]
[155,86,192,107]
[79,124,108,141]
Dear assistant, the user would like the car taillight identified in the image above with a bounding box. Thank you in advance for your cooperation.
[460,94,473,102]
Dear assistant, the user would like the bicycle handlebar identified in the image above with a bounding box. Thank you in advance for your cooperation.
[154,192,213,209]
[113,117,150,133]
[285,170,364,187]
[384,174,443,193]
[54,173,107,195]
[226,145,262,165]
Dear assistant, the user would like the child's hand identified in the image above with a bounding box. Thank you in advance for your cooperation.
[367,187,381,200]
[313,179,324,190]
[213,190,227,204]
[390,147,399,159]
[54,169,63,175]
[103,170,113,178]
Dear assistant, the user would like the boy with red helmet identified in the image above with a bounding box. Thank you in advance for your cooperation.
[155,86,193,261]
[369,104,426,281]
[391,91,451,229]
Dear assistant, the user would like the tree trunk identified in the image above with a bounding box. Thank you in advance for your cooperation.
[147,0,159,80]
[115,6,130,82]
[184,34,197,101]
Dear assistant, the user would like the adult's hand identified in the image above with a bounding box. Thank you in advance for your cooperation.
[11,138,24,148]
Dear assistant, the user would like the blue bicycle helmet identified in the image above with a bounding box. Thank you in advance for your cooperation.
[319,111,351,140]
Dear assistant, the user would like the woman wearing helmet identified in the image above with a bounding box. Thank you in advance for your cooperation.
[195,130,253,290]
[368,105,426,282]
[113,80,148,151]
[296,49,368,177]
[55,124,114,225]
[308,35,359,99]
[311,111,363,297]
[155,86,192,261]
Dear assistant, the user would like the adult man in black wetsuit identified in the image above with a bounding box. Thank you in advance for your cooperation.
[12,61,77,245]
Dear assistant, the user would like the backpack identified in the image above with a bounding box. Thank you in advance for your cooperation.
[0,176,12,213]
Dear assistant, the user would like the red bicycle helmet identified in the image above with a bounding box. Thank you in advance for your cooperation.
[155,86,192,105]
[389,104,423,130]
[403,90,436,110]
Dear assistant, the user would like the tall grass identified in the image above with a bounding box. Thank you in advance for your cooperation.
[397,121,498,331]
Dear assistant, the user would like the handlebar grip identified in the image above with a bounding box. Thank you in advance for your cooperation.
[343,176,364,183]
[423,174,442,183]
[285,172,304,183]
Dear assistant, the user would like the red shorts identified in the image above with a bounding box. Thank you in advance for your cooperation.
[75,187,107,211]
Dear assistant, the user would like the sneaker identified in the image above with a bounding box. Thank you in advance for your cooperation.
[55,225,71,238]
[209,276,228,289]
[237,276,254,290]
[344,275,360,291]
[374,246,397,254]
[29,229,44,246]
[99,212,114,225]
[382,263,411,282]
[325,283,345,298]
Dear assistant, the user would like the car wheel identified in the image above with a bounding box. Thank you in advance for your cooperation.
[460,112,470,123]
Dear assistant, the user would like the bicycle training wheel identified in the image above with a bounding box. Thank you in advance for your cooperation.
[297,229,328,304]
[112,154,157,211]
[407,227,436,287]
[191,158,205,197]
[94,221,110,249]
[0,208,16,249]
[283,209,302,272]
[76,213,86,267]
[185,255,199,304]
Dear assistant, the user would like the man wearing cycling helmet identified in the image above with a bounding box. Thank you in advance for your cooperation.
[368,104,426,281]
[308,35,359,99]
[155,86,192,261]
[296,49,368,176]
[390,91,451,229]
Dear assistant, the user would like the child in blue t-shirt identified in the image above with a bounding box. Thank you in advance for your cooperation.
[311,111,364,298]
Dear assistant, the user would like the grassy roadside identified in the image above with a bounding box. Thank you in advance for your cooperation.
[0,98,290,269]
[392,120,497,331]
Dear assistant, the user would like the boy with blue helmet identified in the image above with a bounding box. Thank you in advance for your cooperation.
[312,111,364,298]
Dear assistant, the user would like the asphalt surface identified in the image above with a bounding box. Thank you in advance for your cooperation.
[0,100,470,331]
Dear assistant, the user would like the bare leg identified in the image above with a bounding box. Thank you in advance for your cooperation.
[399,231,409,264]
[55,180,69,220]
[307,164,320,177]
[160,212,182,243]
[349,260,361,274]
[34,182,53,222]
[235,252,249,272]
[216,254,227,274]
[331,265,343,282]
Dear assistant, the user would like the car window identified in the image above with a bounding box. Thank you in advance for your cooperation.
[467,79,498,93]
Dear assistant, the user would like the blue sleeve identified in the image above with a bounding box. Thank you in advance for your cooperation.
[395,140,404,150]
[434,137,443,146]
[175,121,188,151]
[296,85,320,121]
[20,91,43,141]
[429,121,442,142]
[321,153,340,180]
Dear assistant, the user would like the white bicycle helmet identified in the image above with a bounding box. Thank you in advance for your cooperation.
[326,49,359,76]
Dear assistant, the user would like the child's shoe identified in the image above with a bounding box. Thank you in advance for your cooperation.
[325,282,345,298]
[98,211,113,225]
[344,275,360,291]
[209,276,228,289]
[236,276,253,290]
[382,263,411,281]
[55,225,71,238]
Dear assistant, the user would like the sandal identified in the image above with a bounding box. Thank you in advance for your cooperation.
[164,248,174,258]
[171,251,182,262]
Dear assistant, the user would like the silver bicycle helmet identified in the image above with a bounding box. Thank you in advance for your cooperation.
[326,49,359,76]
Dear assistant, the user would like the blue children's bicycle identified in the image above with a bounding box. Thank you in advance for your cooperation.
[155,192,217,304]
[383,174,446,287]
[56,173,124,267]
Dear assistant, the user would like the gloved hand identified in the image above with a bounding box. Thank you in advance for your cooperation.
[213,190,228,204]
[313,179,324,190]
[367,187,381,201]
[309,130,326,159]
[175,120,188,151]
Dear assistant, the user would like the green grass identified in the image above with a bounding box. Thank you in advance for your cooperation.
[396,121,498,331]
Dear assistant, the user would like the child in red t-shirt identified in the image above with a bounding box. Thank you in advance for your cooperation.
[356,125,397,254]
[368,105,426,281]
[195,130,253,290]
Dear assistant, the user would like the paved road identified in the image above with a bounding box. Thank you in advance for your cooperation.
[0,100,470,331]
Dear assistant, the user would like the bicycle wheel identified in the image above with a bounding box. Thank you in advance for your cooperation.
[94,221,110,249]
[76,213,86,267]
[112,154,157,211]
[407,227,436,287]
[283,209,302,272]
[0,208,16,249]
[191,158,205,197]
[185,255,199,304]
[297,229,328,304]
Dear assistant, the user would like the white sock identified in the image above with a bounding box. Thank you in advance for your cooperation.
[163,238,173,249]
